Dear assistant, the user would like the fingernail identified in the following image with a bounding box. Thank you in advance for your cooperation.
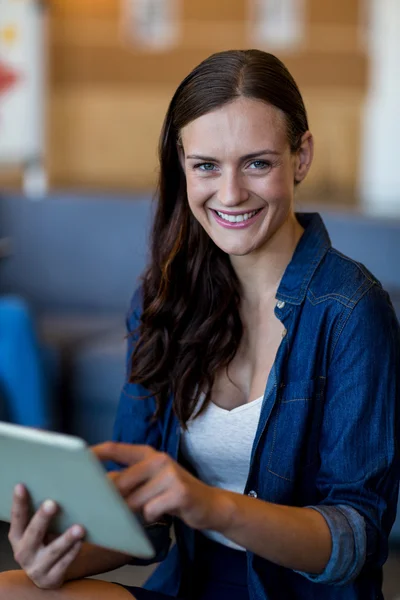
[43,500,56,514]
[14,484,25,498]
[71,525,84,538]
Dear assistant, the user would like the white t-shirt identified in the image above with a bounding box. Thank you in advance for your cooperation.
[180,395,263,551]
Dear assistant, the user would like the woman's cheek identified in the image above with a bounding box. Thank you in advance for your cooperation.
[260,175,294,210]
[187,181,215,213]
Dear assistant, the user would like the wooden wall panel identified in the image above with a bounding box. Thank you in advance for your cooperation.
[50,0,119,19]
[0,0,367,200]
[48,86,174,190]
[49,44,366,89]
[183,0,247,22]
[302,89,363,196]
[306,24,362,54]
[308,0,362,26]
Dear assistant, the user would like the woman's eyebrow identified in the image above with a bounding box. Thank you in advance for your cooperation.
[186,149,281,161]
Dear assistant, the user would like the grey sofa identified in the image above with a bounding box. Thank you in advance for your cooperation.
[0,192,399,539]
[0,193,154,441]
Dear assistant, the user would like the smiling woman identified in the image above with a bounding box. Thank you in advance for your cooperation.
[134,50,314,426]
[0,49,399,600]
[180,96,311,257]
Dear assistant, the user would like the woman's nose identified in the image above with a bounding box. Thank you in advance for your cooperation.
[218,172,249,207]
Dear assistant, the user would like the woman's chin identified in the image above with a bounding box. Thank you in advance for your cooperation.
[214,241,258,257]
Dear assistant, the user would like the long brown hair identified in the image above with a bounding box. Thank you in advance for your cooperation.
[129,49,309,427]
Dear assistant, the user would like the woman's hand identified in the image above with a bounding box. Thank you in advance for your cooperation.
[93,443,229,531]
[8,484,85,590]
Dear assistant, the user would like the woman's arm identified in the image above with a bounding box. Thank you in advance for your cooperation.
[65,543,131,582]
[207,492,332,573]
[94,443,332,574]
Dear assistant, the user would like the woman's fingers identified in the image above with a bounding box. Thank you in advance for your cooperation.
[116,453,169,497]
[7,484,86,590]
[142,490,177,523]
[107,471,121,484]
[20,525,85,588]
[8,485,31,544]
[13,499,58,565]
[38,525,85,573]
[25,529,84,591]
[92,442,153,466]
[124,467,174,511]
[45,540,83,588]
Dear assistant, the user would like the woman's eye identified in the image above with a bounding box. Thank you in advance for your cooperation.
[249,160,270,169]
[194,162,216,171]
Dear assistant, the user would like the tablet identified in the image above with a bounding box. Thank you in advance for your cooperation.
[0,421,155,559]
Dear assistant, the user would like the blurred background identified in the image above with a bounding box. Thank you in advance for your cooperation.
[0,0,384,200]
[0,0,399,595]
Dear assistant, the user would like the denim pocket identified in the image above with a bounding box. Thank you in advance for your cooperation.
[266,379,323,482]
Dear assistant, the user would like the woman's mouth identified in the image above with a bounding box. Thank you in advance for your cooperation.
[211,208,263,229]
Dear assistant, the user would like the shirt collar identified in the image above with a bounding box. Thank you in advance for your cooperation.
[276,213,331,306]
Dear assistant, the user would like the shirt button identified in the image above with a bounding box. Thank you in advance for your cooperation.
[248,490,258,498]
[276,300,285,309]
[282,328,287,338]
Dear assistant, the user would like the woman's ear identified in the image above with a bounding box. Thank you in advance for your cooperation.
[294,131,314,184]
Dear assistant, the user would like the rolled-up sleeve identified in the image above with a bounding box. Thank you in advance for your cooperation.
[296,504,366,585]
[297,285,400,586]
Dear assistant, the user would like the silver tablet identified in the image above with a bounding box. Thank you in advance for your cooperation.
[0,421,155,559]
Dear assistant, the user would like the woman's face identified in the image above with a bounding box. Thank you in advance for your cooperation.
[180,97,312,257]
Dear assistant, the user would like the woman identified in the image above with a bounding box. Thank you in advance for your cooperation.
[1,49,399,600]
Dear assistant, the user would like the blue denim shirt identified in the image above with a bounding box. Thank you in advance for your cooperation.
[109,213,400,599]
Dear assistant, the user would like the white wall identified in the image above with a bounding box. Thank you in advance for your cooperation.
[360,0,400,215]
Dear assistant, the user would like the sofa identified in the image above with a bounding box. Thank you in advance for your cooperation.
[0,191,399,539]
[0,192,154,440]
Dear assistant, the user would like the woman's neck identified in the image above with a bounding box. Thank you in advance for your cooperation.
[231,213,304,311]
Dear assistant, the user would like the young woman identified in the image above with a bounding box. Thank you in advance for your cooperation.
[1,49,399,600]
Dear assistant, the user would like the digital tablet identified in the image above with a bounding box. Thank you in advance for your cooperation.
[0,422,155,559]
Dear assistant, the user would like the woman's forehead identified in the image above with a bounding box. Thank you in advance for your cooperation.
[180,97,288,155]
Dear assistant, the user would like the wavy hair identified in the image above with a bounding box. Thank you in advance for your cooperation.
[129,49,309,427]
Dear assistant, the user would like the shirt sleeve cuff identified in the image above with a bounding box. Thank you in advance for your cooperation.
[294,504,367,586]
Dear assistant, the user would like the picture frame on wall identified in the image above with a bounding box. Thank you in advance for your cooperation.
[0,0,45,165]
[0,0,47,196]
[248,0,306,50]
[120,0,181,51]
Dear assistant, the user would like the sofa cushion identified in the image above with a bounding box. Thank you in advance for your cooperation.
[38,313,123,348]
[69,331,127,444]
[0,193,153,312]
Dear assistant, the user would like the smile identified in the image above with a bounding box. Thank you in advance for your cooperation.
[211,208,263,229]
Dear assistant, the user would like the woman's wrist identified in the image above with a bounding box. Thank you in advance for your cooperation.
[206,488,240,534]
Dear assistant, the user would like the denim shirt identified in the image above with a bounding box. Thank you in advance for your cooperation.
[109,213,400,600]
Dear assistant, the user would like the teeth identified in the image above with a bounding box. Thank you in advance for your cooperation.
[216,210,258,223]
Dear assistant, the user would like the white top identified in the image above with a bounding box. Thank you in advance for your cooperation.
[180,395,263,551]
